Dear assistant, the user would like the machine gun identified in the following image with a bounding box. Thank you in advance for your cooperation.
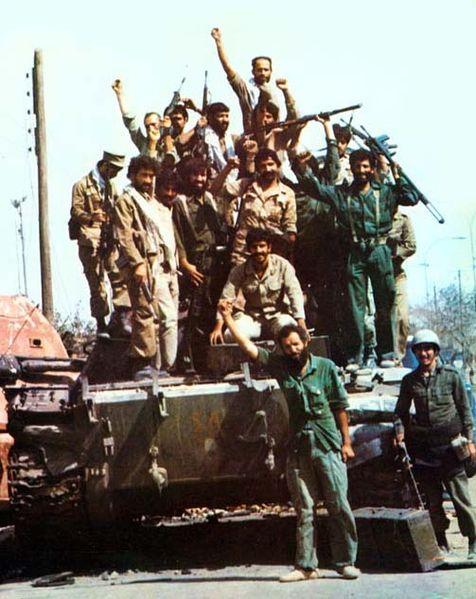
[164,75,186,117]
[247,103,362,136]
[343,122,445,224]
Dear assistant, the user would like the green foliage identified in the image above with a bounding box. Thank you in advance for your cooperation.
[52,306,95,357]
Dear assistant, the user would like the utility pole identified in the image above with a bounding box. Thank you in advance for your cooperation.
[32,49,54,322]
[11,196,28,296]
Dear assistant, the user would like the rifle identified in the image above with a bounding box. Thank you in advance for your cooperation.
[247,103,362,136]
[98,180,115,260]
[164,75,186,117]
[342,121,445,224]
[396,441,426,510]
[202,70,209,113]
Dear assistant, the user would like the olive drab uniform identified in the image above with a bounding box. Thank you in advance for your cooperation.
[257,350,358,571]
[70,170,130,320]
[222,178,297,265]
[173,191,228,370]
[219,253,305,341]
[294,168,419,364]
[395,365,476,543]
[387,211,416,359]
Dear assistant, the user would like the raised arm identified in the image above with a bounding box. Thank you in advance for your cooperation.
[218,300,259,360]
[111,79,129,116]
[211,28,236,79]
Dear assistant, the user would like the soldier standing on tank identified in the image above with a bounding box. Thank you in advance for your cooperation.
[172,158,229,371]
[114,155,172,379]
[70,151,131,337]
[394,329,476,557]
[292,132,419,370]
[218,301,360,581]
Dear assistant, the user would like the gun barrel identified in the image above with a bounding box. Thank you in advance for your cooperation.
[319,103,362,118]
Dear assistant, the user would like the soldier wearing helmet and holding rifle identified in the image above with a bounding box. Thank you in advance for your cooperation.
[394,329,476,558]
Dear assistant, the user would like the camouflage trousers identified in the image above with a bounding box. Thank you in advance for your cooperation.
[78,245,130,319]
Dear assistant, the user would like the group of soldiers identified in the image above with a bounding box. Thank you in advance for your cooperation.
[70,27,418,378]
[68,28,476,581]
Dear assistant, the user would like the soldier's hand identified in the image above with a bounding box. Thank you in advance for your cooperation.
[210,323,225,346]
[111,79,123,95]
[243,139,258,156]
[133,263,148,285]
[226,156,240,170]
[314,114,330,124]
[211,28,222,42]
[186,264,205,287]
[393,433,405,447]
[161,115,172,129]
[468,442,476,462]
[391,162,401,180]
[218,299,233,319]
[91,211,106,223]
[275,78,288,91]
[341,443,355,463]
[196,116,208,128]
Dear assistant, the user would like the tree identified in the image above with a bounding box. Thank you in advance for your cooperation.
[410,284,476,368]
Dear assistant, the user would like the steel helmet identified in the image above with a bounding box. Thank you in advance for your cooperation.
[411,329,441,351]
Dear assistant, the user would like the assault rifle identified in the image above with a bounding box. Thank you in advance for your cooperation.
[98,180,115,260]
[343,121,445,224]
[396,441,425,510]
[164,75,186,117]
[247,103,362,136]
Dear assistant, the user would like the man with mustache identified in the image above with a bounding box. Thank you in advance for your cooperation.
[210,228,305,345]
[218,302,359,582]
[219,148,296,265]
[293,140,419,371]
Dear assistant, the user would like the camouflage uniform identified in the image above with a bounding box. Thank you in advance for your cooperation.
[70,171,129,320]
[219,253,305,341]
[222,178,297,265]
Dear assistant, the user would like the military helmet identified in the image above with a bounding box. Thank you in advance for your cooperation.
[411,329,441,351]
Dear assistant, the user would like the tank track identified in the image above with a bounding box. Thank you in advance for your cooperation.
[8,445,86,540]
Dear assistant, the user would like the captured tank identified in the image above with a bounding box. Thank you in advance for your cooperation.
[1,302,417,541]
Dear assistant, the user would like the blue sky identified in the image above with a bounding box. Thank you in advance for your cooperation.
[1,0,475,320]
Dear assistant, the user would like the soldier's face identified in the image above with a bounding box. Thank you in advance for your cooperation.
[257,157,279,182]
[171,112,187,133]
[249,240,271,267]
[413,344,438,369]
[144,114,161,138]
[281,332,309,364]
[101,163,122,180]
[255,107,275,127]
[210,111,229,135]
[252,59,272,85]
[351,159,374,183]
[337,140,349,158]
[188,170,207,194]
[158,184,178,208]
[133,168,156,195]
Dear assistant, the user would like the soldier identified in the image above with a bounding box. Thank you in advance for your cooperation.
[70,151,130,337]
[111,79,175,164]
[170,103,207,160]
[197,102,239,177]
[114,156,176,378]
[219,148,297,265]
[293,138,419,370]
[387,210,416,361]
[219,304,360,581]
[210,228,305,344]
[173,158,228,371]
[394,330,476,557]
[211,27,281,132]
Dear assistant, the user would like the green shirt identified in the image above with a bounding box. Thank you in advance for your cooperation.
[257,349,349,452]
[295,168,419,241]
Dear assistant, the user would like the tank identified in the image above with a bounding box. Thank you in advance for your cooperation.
[1,299,416,539]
